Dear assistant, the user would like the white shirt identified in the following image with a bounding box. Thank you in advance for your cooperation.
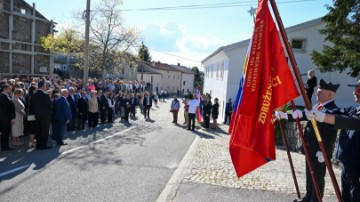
[188,99,199,114]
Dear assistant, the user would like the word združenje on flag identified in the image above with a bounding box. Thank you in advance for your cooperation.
[229,0,299,178]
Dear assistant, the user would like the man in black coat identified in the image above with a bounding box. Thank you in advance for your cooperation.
[31,81,52,149]
[0,84,15,151]
[67,87,78,131]
[129,93,137,117]
[202,95,212,128]
[276,79,341,202]
[143,92,152,119]
[100,91,109,123]
[310,80,360,202]
[77,91,89,130]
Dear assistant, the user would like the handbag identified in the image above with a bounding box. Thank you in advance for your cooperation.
[27,115,36,121]
[27,97,36,121]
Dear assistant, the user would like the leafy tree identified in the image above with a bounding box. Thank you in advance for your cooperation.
[311,0,360,77]
[40,29,83,54]
[191,66,203,88]
[137,42,152,62]
[88,0,138,77]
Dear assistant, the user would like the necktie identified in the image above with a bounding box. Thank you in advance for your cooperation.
[316,104,323,110]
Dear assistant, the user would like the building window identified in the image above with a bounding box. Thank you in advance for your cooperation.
[173,75,175,79]
[168,75,170,79]
[291,39,307,52]
[211,65,213,78]
[220,62,224,80]
[183,81,186,86]
[216,63,219,79]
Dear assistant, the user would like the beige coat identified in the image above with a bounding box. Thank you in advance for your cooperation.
[12,97,26,137]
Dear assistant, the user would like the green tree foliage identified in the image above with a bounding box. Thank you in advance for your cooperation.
[137,42,152,62]
[40,29,83,54]
[311,0,360,77]
[191,66,203,88]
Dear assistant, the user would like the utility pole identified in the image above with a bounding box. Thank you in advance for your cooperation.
[141,53,144,81]
[84,0,90,84]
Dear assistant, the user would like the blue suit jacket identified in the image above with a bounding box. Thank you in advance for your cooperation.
[56,96,72,123]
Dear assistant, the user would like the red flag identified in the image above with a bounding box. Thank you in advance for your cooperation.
[229,0,299,177]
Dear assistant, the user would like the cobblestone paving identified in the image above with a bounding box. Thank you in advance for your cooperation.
[182,124,342,196]
[131,98,341,196]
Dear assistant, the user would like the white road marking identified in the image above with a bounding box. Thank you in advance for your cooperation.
[0,126,137,177]
[61,126,136,155]
[0,164,30,177]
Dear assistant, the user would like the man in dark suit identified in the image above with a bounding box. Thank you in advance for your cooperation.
[0,84,15,151]
[56,89,72,145]
[100,91,109,123]
[276,79,341,202]
[130,93,137,117]
[31,81,52,149]
[77,91,88,130]
[67,87,78,131]
[309,80,360,202]
[143,92,152,119]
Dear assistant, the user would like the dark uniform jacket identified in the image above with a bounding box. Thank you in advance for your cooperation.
[31,90,52,120]
[334,105,360,170]
[0,93,15,121]
[288,101,341,157]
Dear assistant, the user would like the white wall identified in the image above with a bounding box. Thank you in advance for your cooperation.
[181,73,194,94]
[203,51,230,121]
[287,22,356,108]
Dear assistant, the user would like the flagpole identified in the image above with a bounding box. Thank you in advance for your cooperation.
[269,0,343,201]
[278,119,301,198]
[290,101,322,202]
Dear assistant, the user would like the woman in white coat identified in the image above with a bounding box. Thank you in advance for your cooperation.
[12,89,26,145]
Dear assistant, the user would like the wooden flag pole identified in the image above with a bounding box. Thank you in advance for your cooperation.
[290,101,322,202]
[269,0,343,201]
[278,119,301,199]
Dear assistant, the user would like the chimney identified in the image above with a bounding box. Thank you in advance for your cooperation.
[177,63,180,66]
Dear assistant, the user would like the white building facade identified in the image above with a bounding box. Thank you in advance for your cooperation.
[202,18,356,122]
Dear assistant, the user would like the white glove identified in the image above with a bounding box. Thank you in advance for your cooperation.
[274,111,288,120]
[315,151,325,163]
[291,109,303,119]
[314,110,326,122]
[305,109,315,120]
[305,109,326,122]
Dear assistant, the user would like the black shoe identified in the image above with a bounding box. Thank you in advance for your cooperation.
[187,128,191,130]
[57,142,68,146]
[1,147,14,151]
[293,195,310,202]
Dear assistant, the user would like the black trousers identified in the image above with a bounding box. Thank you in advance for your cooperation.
[224,112,232,124]
[101,107,108,123]
[341,166,360,202]
[188,113,196,130]
[88,112,99,128]
[204,114,210,128]
[144,105,151,118]
[36,118,50,149]
[305,154,326,201]
[0,119,11,149]
[107,108,113,123]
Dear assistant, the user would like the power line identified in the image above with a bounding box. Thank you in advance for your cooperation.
[93,0,316,12]
[148,48,202,63]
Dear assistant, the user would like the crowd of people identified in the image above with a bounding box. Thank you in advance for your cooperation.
[0,76,159,151]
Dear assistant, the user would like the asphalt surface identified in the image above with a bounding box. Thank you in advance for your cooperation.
[0,102,196,202]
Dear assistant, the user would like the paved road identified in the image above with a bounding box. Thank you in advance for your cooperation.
[0,99,195,202]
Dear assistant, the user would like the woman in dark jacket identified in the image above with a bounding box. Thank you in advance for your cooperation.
[211,98,219,129]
